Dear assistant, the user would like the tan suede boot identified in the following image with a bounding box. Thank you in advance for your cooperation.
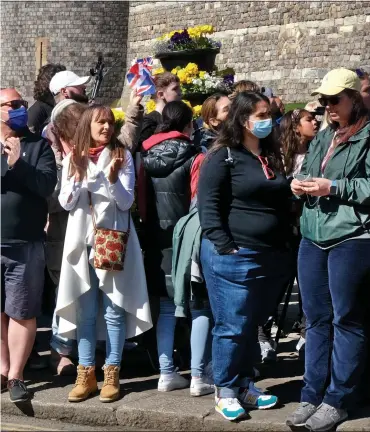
[68,365,98,402]
[99,365,120,403]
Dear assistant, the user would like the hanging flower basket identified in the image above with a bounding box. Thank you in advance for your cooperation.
[155,48,220,73]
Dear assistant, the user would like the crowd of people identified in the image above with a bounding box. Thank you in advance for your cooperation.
[1,63,370,431]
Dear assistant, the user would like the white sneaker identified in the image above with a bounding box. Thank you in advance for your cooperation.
[190,376,214,397]
[158,371,189,392]
[215,397,247,421]
[260,340,277,363]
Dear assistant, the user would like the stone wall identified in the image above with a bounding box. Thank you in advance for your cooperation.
[1,2,369,104]
[127,1,370,102]
[0,1,129,104]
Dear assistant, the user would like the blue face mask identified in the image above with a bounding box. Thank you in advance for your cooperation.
[249,118,272,139]
[1,106,28,131]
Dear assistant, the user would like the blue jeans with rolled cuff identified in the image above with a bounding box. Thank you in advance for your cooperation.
[201,238,292,398]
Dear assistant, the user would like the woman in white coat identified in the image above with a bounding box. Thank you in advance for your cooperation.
[56,104,152,403]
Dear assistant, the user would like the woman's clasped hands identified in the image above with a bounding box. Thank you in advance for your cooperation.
[291,177,332,197]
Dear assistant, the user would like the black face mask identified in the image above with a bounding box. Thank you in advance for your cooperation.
[68,90,89,104]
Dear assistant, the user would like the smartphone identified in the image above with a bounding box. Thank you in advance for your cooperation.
[294,173,312,182]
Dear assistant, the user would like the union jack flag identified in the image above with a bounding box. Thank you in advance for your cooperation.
[126,57,155,96]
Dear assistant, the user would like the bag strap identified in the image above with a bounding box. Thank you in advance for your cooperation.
[225,147,234,166]
[88,191,131,232]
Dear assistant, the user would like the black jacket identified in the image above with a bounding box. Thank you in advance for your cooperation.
[141,133,198,249]
[1,129,58,242]
[28,97,55,135]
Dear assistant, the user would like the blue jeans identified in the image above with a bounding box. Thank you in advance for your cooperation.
[76,262,126,366]
[201,238,291,398]
[157,297,213,376]
[298,238,370,409]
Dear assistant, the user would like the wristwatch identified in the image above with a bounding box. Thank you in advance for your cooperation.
[330,180,338,196]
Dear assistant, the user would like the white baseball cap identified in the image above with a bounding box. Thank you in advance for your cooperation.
[49,71,91,95]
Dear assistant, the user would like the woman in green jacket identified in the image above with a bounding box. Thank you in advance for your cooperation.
[286,68,370,431]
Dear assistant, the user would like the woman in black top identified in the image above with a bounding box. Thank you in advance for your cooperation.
[198,92,292,421]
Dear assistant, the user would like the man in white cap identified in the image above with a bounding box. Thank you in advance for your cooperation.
[49,70,90,104]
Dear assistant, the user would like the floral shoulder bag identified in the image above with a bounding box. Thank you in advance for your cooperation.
[88,192,130,271]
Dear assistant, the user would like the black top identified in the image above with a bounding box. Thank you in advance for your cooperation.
[138,111,162,149]
[1,129,57,242]
[28,98,55,135]
[198,146,291,254]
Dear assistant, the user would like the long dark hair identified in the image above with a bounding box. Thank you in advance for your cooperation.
[280,109,310,176]
[329,89,369,144]
[210,91,284,173]
[33,63,66,102]
[155,101,193,134]
[69,105,125,178]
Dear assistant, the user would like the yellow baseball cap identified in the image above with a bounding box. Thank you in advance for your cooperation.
[311,68,361,96]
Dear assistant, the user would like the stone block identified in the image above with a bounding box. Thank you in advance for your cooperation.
[289,69,303,79]
[343,15,358,25]
[302,68,319,78]
[339,25,354,33]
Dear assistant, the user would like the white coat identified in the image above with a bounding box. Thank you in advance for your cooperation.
[55,147,152,340]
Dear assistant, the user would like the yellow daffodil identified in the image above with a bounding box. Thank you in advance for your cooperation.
[177,69,189,84]
[153,67,165,75]
[199,71,206,79]
[156,24,215,41]
[146,99,156,114]
[185,62,199,77]
[111,108,126,122]
[193,105,202,117]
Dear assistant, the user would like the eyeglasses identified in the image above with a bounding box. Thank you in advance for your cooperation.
[257,155,275,180]
[318,95,342,107]
[0,100,28,110]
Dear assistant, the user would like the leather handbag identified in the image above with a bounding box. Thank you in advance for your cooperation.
[88,192,130,271]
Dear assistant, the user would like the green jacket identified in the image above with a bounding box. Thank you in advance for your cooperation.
[172,205,206,317]
[300,121,370,246]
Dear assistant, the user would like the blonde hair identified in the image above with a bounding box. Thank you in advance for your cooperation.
[229,80,260,99]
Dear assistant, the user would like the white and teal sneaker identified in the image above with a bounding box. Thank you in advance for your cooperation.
[215,397,247,421]
[238,383,278,410]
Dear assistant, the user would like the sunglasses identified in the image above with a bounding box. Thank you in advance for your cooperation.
[0,99,28,110]
[318,95,343,107]
[257,155,275,180]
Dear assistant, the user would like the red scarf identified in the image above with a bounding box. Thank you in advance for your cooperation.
[89,145,105,164]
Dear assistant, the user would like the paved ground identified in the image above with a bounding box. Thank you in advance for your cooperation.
[1,289,370,431]
[1,414,149,431]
